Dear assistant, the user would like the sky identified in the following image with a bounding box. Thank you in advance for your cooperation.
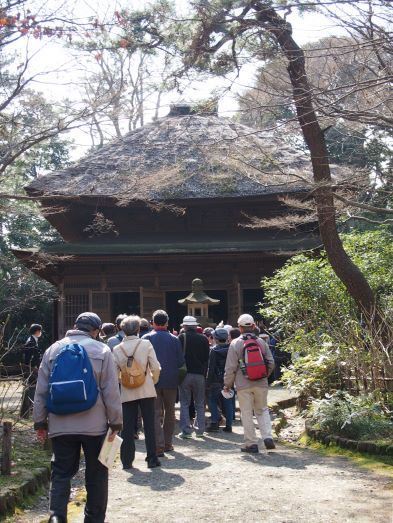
[13,0,346,157]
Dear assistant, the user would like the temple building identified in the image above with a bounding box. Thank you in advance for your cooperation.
[13,104,323,336]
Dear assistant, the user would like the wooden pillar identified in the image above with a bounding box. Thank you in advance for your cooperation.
[1,421,12,475]
[58,280,65,339]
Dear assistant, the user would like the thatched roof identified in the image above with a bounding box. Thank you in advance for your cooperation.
[27,105,339,201]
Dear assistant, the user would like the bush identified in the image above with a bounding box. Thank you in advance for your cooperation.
[308,391,393,441]
[262,229,393,404]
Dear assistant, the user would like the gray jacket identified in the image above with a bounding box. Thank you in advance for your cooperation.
[224,335,274,391]
[33,330,123,438]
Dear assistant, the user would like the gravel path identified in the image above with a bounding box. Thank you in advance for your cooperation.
[8,389,393,523]
[84,421,392,523]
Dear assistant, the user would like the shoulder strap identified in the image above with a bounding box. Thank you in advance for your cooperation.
[119,339,143,359]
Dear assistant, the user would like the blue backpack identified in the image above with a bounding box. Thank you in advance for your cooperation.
[47,342,99,415]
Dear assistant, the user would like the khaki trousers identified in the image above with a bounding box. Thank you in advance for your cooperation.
[154,388,177,450]
[237,386,272,447]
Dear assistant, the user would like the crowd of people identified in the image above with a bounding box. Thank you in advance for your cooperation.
[31,309,279,523]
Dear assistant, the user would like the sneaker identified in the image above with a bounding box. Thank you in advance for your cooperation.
[264,438,276,450]
[241,444,259,454]
[195,432,205,438]
[206,423,219,432]
[178,432,192,439]
[222,426,232,433]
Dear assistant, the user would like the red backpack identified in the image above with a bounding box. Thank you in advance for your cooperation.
[242,335,268,381]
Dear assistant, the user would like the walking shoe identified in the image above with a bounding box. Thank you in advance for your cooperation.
[178,432,192,439]
[264,438,276,450]
[147,457,161,468]
[206,422,219,432]
[222,426,232,433]
[156,448,165,457]
[164,445,174,452]
[241,444,259,454]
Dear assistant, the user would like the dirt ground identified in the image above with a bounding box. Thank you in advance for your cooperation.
[10,409,393,523]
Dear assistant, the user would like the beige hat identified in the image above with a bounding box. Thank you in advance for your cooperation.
[237,313,255,327]
[182,315,198,326]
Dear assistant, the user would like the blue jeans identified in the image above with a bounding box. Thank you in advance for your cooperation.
[179,373,206,434]
[208,384,234,428]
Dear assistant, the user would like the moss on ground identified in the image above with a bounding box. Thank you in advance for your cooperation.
[298,434,393,478]
[0,420,51,492]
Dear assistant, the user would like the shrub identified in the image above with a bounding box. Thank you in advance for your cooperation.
[262,229,393,403]
[308,391,393,441]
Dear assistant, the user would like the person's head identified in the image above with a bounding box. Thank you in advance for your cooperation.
[120,315,141,336]
[213,328,229,345]
[181,315,198,331]
[139,318,151,332]
[29,324,42,337]
[237,313,255,334]
[74,312,102,339]
[203,327,214,344]
[152,309,169,328]
[115,313,127,331]
[229,327,241,341]
[101,322,116,338]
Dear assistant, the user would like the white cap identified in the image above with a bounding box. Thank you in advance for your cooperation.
[237,313,255,327]
[181,315,198,326]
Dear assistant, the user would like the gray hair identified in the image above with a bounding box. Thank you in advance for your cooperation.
[120,315,141,336]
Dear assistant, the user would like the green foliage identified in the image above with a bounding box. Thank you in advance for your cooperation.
[262,229,393,403]
[308,391,393,441]
[263,229,393,333]
[0,135,70,346]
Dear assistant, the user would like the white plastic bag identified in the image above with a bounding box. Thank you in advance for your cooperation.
[98,428,123,468]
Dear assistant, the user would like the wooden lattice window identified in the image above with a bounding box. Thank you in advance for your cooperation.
[65,293,89,330]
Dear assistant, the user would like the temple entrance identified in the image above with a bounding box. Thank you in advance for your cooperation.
[111,292,140,319]
[165,289,228,331]
[242,288,264,322]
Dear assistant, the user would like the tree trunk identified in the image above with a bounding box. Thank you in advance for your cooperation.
[255,4,377,317]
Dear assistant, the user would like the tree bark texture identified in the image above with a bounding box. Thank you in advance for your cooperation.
[254,3,377,317]
[1,421,12,475]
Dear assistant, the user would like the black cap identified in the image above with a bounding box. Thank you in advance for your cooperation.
[75,312,102,331]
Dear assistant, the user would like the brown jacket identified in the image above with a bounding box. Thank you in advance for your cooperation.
[33,330,123,438]
[224,335,274,391]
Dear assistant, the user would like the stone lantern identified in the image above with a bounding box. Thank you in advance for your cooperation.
[178,278,220,327]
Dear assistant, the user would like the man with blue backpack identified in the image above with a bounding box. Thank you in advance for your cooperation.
[33,312,122,523]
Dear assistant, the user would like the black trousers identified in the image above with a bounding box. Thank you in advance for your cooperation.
[50,434,108,523]
[121,397,156,467]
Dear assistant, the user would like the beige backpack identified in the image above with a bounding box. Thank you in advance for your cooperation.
[119,340,146,389]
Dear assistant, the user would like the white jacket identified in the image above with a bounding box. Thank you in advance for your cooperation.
[112,335,161,402]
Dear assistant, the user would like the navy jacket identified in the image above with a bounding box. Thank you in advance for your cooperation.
[142,330,184,388]
[207,344,230,386]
